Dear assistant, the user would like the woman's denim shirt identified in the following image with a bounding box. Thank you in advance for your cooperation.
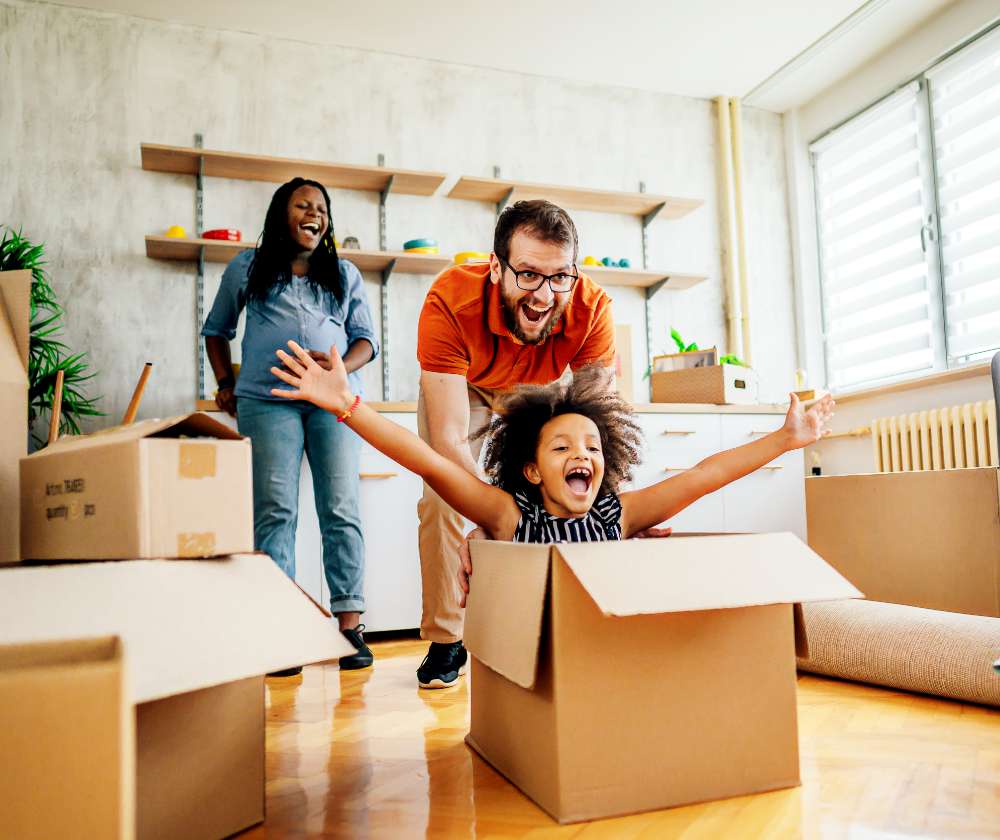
[201,249,379,400]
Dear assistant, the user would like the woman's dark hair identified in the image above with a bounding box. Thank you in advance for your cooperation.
[475,365,642,500]
[247,177,342,303]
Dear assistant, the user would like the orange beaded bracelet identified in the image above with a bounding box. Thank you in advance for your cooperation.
[337,394,361,423]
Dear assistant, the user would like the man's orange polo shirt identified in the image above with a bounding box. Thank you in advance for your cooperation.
[416,262,615,391]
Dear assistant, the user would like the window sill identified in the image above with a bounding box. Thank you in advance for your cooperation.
[832,362,991,405]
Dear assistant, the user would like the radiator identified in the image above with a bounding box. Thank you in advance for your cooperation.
[871,400,998,473]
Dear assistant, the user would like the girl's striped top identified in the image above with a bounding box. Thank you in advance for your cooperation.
[511,489,623,543]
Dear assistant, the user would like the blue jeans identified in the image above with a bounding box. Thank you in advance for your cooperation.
[237,397,365,614]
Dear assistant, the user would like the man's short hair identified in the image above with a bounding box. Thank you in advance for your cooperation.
[493,200,579,264]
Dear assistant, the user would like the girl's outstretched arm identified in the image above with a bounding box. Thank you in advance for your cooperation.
[271,340,520,540]
[618,394,834,537]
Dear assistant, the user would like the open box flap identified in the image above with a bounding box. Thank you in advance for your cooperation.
[29,412,244,457]
[464,541,551,689]
[554,533,862,617]
[0,554,353,703]
[0,270,30,375]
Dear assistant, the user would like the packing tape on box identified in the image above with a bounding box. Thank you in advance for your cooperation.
[179,443,217,479]
[797,599,1000,707]
[177,532,217,557]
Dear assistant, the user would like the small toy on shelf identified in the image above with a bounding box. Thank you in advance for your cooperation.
[601,257,614,266]
[165,225,186,238]
[202,229,241,242]
[582,255,601,266]
[454,251,489,265]
[617,258,631,269]
[341,236,360,249]
[404,237,439,254]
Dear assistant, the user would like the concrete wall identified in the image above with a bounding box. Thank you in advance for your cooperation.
[1,0,797,427]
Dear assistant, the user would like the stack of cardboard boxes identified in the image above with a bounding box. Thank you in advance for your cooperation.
[0,270,352,839]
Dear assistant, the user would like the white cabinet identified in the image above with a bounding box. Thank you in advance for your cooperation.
[632,411,805,539]
[343,413,424,632]
[718,414,806,540]
[630,414,725,532]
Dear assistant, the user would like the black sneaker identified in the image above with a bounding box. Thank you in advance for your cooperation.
[267,666,303,678]
[417,641,468,689]
[339,624,374,670]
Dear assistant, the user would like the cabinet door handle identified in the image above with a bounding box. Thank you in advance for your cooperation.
[663,467,692,473]
[760,466,784,472]
[748,430,775,437]
[359,472,398,479]
[661,430,696,436]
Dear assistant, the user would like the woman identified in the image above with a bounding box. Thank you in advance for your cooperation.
[202,177,377,673]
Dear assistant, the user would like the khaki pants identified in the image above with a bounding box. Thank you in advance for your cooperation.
[416,384,495,643]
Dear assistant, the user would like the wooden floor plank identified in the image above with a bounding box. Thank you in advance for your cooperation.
[243,639,1000,839]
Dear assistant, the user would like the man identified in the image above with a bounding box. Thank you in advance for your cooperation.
[414,199,616,688]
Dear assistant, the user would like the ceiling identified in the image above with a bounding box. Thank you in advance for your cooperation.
[53,0,956,111]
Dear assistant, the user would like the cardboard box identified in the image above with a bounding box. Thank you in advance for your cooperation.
[0,635,135,840]
[464,535,860,824]
[0,553,354,839]
[614,324,634,403]
[20,412,253,561]
[807,468,1000,617]
[651,364,759,405]
[0,269,31,564]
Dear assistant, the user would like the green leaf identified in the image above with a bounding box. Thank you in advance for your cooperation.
[670,327,685,352]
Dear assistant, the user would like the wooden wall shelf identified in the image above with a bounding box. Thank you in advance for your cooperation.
[146,237,701,289]
[447,176,702,219]
[583,265,706,290]
[141,144,446,196]
[145,236,452,275]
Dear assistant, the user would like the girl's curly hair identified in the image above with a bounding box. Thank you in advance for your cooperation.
[474,365,643,500]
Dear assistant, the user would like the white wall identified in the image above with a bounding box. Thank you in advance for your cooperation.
[1,0,797,426]
[784,0,1000,393]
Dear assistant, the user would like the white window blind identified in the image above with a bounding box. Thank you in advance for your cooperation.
[928,27,1000,363]
[811,83,942,391]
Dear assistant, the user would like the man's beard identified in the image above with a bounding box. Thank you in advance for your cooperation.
[500,285,566,345]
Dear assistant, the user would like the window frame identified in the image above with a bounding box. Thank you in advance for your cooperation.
[808,18,1000,395]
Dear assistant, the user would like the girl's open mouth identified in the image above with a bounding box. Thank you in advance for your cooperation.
[565,467,592,496]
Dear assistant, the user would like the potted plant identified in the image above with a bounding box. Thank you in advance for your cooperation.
[0,226,103,447]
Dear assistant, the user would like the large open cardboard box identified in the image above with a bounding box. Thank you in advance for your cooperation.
[807,468,1000,617]
[0,553,354,839]
[465,534,860,824]
[20,412,253,561]
[0,636,135,840]
[0,269,31,564]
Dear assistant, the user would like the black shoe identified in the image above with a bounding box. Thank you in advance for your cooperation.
[339,624,374,670]
[417,641,468,689]
[267,666,303,678]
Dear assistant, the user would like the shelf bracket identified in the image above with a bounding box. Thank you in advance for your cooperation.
[194,132,206,401]
[496,187,514,217]
[643,277,671,382]
[380,258,397,401]
[378,167,395,253]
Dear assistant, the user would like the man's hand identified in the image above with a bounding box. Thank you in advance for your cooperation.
[215,387,237,417]
[306,350,333,371]
[271,341,353,415]
[633,526,673,539]
[782,393,835,449]
[458,527,489,608]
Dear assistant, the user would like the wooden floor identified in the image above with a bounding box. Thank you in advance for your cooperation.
[246,639,1000,839]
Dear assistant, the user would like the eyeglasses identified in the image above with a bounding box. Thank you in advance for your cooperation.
[500,259,579,293]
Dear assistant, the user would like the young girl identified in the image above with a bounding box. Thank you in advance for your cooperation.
[271,340,834,547]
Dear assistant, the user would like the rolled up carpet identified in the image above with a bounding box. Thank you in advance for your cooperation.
[797,599,1000,707]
